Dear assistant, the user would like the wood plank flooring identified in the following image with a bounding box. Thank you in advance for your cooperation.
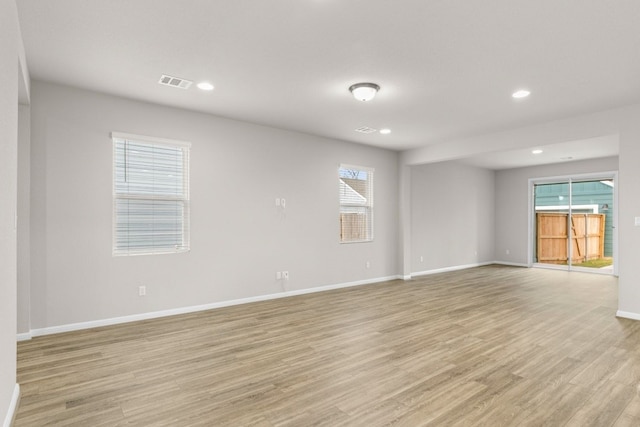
[15,265,640,426]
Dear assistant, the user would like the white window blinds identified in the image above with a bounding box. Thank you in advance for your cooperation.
[339,165,374,243]
[112,133,190,256]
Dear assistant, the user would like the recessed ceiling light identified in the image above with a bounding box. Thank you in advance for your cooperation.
[379,128,391,135]
[532,149,543,154]
[197,82,214,91]
[512,89,531,99]
[349,83,380,102]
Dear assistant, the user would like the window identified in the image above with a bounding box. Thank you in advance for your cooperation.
[339,165,374,243]
[112,132,190,256]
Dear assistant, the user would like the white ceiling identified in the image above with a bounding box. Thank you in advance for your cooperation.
[16,0,640,165]
[456,135,619,170]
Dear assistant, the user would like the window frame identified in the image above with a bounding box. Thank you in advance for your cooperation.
[339,164,374,244]
[111,132,191,256]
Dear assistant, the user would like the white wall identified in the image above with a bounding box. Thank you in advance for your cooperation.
[494,157,619,266]
[1,0,25,423]
[29,81,399,330]
[617,118,640,318]
[17,104,30,335]
[411,162,495,273]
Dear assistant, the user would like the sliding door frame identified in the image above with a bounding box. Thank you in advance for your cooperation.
[527,171,618,276]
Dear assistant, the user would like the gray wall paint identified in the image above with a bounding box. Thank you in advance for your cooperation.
[18,104,31,334]
[494,157,619,265]
[618,118,640,316]
[410,162,495,273]
[29,81,399,329]
[0,0,22,422]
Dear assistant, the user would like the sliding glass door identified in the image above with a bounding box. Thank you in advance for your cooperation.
[532,175,615,274]
[534,182,570,267]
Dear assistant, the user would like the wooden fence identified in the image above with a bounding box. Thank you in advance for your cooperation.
[340,213,368,242]
[536,212,605,264]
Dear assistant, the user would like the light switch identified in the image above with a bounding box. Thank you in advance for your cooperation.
[635,217,640,226]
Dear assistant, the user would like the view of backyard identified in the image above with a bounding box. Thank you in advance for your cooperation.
[534,179,614,271]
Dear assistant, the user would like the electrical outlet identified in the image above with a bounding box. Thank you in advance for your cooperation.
[366,261,371,269]
[420,256,424,262]
[506,249,510,255]
[282,271,289,280]
[138,285,146,296]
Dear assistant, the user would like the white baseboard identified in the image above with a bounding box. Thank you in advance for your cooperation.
[16,333,32,342]
[411,262,494,278]
[26,275,403,338]
[616,310,640,321]
[3,384,20,427]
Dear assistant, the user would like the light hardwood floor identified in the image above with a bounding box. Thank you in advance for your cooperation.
[15,266,640,426]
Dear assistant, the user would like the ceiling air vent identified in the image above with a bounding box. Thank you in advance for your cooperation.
[354,126,378,134]
[158,75,193,89]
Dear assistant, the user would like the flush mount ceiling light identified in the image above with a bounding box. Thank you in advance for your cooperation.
[349,83,380,102]
[532,149,543,154]
[197,82,214,91]
[512,89,531,99]
[379,128,391,135]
